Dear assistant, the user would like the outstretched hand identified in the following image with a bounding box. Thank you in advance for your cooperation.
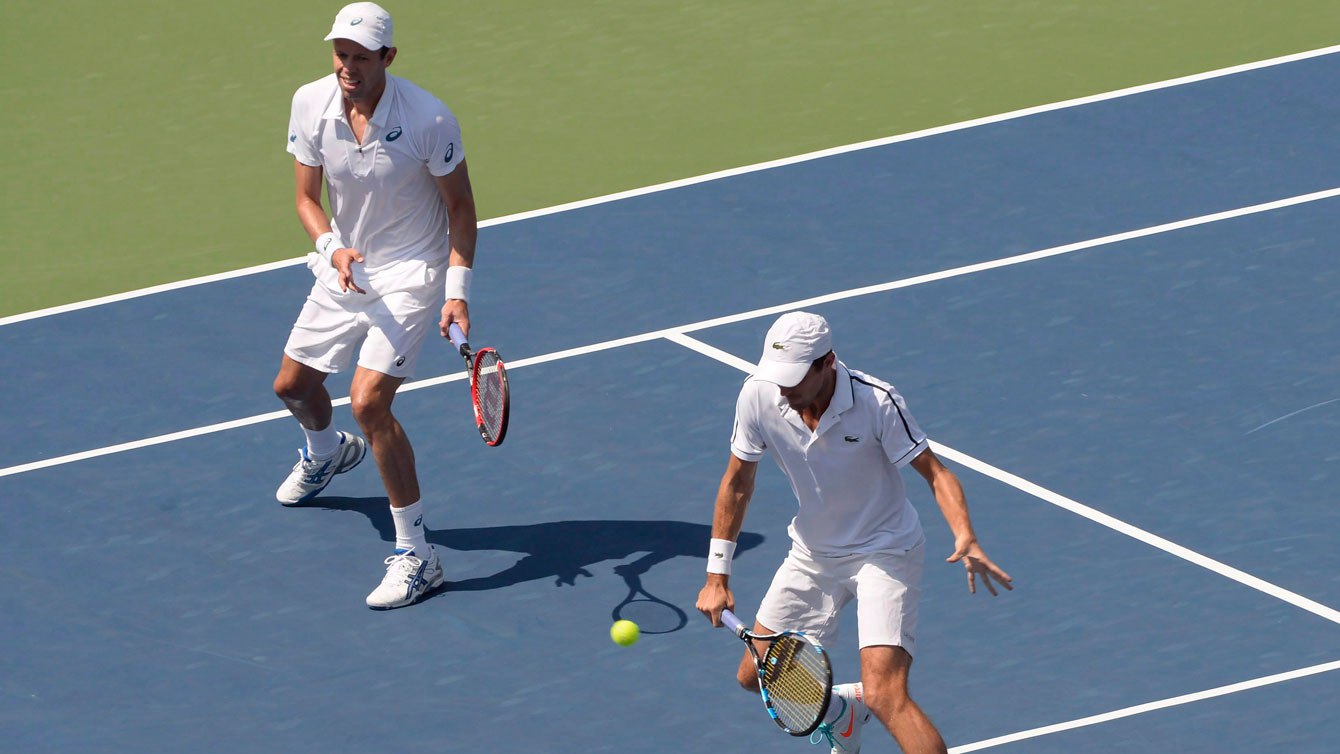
[947,537,1013,596]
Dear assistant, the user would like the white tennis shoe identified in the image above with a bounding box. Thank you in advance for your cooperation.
[366,548,444,610]
[811,694,870,753]
[276,431,368,505]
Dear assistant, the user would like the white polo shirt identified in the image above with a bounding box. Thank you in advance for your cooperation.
[731,361,930,557]
[287,73,465,291]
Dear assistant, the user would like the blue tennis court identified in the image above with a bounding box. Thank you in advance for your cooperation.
[2,50,1337,753]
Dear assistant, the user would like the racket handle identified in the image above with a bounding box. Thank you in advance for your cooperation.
[448,323,469,354]
[720,609,746,637]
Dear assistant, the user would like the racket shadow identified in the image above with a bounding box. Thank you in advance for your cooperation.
[311,496,765,626]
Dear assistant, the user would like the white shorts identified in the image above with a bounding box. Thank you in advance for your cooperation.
[756,538,925,654]
[284,257,444,379]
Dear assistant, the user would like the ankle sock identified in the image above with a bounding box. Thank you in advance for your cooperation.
[303,424,341,458]
[391,500,430,556]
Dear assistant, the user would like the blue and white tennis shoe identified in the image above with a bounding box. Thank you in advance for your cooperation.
[275,431,367,505]
[366,548,444,610]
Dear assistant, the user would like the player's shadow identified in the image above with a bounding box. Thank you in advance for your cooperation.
[312,496,765,619]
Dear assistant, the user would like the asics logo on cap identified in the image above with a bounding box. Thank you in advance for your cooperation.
[350,17,363,25]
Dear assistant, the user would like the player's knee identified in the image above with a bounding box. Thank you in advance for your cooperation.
[273,373,305,402]
[861,677,912,717]
[349,392,391,430]
[736,667,759,692]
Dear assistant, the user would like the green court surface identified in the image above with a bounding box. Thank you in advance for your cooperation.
[6,1,1338,317]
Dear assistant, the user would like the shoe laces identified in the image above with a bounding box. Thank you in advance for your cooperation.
[296,451,334,484]
[809,697,848,751]
[383,551,423,576]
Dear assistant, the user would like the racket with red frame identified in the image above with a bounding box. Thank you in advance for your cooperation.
[447,323,510,447]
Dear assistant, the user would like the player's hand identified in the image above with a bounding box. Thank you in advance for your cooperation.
[440,299,469,340]
[947,537,1013,596]
[695,574,734,626]
[332,247,366,294]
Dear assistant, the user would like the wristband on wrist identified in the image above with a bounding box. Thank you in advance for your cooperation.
[444,265,472,302]
[315,232,344,264]
[706,538,736,575]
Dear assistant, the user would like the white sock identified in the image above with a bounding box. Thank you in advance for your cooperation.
[826,682,865,723]
[303,424,341,458]
[390,501,430,556]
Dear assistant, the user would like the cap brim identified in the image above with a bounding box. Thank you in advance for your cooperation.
[754,358,812,388]
[324,30,384,51]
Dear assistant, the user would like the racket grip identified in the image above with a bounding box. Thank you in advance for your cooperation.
[448,323,468,352]
[720,609,746,637]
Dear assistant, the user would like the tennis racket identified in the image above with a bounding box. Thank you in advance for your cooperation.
[720,609,832,736]
[447,323,510,447]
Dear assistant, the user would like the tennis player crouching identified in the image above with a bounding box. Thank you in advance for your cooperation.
[696,312,1012,754]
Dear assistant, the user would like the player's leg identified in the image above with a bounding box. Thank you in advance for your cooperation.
[273,287,369,505]
[752,546,856,736]
[273,354,333,430]
[356,287,443,609]
[859,646,946,754]
[348,366,417,508]
[850,542,938,753]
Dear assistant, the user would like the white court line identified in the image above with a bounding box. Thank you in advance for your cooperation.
[5,185,1340,480]
[948,659,1340,752]
[4,43,1340,327]
[929,443,1340,626]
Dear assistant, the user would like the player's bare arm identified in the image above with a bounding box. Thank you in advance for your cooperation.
[294,159,365,294]
[696,454,759,625]
[434,160,478,338]
[909,448,1013,596]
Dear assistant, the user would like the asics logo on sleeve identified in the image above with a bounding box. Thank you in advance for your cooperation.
[444,142,455,162]
[386,127,402,141]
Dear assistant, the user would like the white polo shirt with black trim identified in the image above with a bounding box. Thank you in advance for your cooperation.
[730,361,930,557]
[286,72,464,290]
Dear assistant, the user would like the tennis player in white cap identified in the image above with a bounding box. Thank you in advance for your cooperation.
[272,3,479,609]
[696,311,1012,753]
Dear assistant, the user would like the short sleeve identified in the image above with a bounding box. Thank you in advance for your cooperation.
[729,381,768,462]
[877,390,929,468]
[423,109,465,177]
[286,89,321,167]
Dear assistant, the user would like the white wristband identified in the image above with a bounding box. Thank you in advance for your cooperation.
[706,538,736,575]
[315,232,343,264]
[445,265,472,302]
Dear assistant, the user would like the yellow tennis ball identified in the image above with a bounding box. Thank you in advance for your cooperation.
[610,619,640,646]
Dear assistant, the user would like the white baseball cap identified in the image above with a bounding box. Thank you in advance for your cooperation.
[324,2,394,51]
[754,312,833,387]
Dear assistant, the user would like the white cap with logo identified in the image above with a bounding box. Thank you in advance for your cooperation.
[324,2,394,51]
[754,312,833,387]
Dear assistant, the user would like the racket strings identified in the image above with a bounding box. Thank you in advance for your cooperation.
[473,351,507,437]
[762,636,829,730]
